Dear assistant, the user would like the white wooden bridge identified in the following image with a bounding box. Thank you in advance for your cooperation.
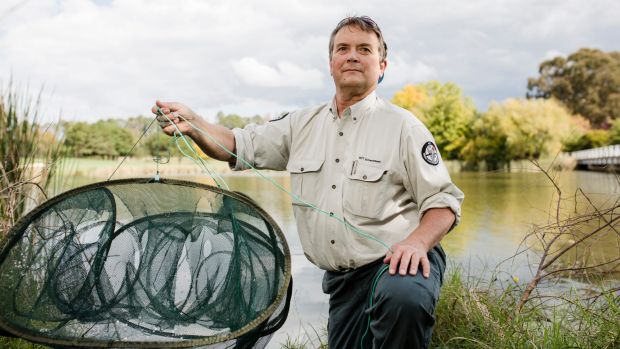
[570,144,620,170]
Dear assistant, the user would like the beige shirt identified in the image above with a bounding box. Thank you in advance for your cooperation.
[232,91,464,271]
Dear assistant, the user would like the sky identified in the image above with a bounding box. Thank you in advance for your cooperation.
[1,0,619,122]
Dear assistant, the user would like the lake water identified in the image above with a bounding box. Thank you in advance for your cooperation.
[50,169,619,348]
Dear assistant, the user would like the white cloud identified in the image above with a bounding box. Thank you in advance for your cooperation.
[0,0,618,121]
[383,54,437,86]
[232,57,324,89]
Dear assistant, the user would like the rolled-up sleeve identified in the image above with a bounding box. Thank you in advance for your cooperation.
[231,113,293,171]
[401,122,464,227]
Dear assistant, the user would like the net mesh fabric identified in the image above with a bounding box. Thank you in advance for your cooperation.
[0,178,291,348]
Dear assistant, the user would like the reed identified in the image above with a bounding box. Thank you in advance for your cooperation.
[0,82,64,238]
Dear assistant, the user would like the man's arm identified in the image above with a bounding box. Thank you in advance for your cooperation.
[383,207,455,277]
[152,100,235,162]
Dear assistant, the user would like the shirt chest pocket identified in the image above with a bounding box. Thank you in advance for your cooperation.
[287,159,325,206]
[343,163,388,218]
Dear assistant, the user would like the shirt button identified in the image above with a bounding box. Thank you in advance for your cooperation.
[331,185,336,189]
[338,131,343,136]
[300,167,304,172]
[335,158,340,163]
[353,117,357,121]
[330,240,335,244]
[362,175,367,180]
[329,212,334,216]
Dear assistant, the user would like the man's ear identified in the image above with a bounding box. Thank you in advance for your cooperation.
[380,59,388,74]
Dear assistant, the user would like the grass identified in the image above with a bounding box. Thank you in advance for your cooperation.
[431,267,619,349]
[0,336,50,349]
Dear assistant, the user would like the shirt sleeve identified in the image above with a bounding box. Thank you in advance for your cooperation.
[401,121,464,228]
[230,112,293,171]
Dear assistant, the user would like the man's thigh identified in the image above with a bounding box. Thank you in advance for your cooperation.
[323,246,446,349]
[369,246,446,348]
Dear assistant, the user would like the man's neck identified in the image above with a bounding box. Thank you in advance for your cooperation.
[335,88,375,117]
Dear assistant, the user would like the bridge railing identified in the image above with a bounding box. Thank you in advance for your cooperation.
[570,144,620,165]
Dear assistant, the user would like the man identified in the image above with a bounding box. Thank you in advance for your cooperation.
[153,16,464,349]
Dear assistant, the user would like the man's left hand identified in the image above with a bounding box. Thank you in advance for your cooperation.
[383,239,430,278]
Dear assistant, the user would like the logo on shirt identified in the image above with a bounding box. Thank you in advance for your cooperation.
[358,156,381,164]
[421,141,440,166]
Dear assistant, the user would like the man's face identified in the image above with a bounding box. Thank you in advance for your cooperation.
[329,25,387,95]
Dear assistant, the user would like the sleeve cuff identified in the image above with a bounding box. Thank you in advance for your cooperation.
[419,192,462,231]
[230,128,254,171]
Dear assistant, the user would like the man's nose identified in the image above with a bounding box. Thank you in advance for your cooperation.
[346,51,359,62]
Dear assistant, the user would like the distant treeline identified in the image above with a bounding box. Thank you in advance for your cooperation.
[61,112,268,159]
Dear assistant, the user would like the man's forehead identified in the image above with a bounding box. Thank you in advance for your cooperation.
[333,25,379,45]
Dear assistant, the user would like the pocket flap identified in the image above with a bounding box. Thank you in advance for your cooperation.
[347,163,386,182]
[286,159,325,174]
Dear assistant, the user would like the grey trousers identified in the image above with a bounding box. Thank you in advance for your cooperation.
[322,245,446,349]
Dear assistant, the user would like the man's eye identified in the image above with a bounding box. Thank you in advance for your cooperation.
[361,47,371,52]
[337,47,346,52]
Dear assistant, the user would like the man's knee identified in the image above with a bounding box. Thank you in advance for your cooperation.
[376,273,438,318]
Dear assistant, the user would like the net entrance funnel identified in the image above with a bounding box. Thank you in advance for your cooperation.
[0,178,292,348]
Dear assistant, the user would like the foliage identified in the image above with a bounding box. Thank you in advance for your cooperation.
[0,337,50,349]
[216,111,265,129]
[564,129,612,152]
[461,99,576,170]
[609,118,620,145]
[432,267,620,349]
[64,120,134,158]
[459,110,510,170]
[60,112,265,159]
[0,82,64,238]
[527,48,620,128]
[392,81,476,159]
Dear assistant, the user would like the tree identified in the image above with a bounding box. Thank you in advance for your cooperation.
[527,48,620,128]
[64,120,135,158]
[392,81,476,159]
[461,99,577,170]
[216,112,265,129]
[610,119,620,145]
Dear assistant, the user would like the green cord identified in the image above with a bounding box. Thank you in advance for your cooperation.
[360,264,389,349]
[156,108,228,190]
[161,111,392,252]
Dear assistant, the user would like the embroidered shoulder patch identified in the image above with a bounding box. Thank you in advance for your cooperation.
[270,112,289,122]
[421,141,440,165]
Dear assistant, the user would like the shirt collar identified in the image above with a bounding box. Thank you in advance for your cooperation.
[329,91,378,123]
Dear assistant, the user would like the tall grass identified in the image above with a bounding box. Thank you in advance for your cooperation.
[0,82,64,238]
[432,267,619,349]
[0,82,64,347]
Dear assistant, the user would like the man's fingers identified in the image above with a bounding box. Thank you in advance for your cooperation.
[156,100,184,112]
[383,251,392,264]
[399,251,412,275]
[409,254,420,275]
[421,255,431,278]
[389,250,402,275]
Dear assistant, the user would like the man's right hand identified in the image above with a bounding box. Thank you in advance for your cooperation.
[151,100,236,163]
[152,100,201,138]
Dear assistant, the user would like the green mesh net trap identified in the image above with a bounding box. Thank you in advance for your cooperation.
[0,178,292,348]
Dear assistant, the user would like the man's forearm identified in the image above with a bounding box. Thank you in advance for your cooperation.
[404,207,456,251]
[188,118,236,162]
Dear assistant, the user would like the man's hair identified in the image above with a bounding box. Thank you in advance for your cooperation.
[328,16,388,62]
